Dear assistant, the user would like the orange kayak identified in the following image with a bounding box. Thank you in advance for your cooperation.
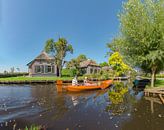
[66,80,113,92]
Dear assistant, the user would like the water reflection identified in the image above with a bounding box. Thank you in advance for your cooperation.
[30,84,70,120]
[0,82,163,130]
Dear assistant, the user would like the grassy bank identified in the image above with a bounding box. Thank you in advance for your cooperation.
[155,80,164,87]
[0,76,75,81]
[0,76,129,84]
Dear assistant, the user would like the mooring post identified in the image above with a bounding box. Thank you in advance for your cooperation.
[158,94,164,104]
[150,100,154,114]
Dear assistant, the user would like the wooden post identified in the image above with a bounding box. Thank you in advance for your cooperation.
[150,100,154,114]
[159,94,164,104]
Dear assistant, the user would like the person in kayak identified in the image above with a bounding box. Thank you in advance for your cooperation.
[72,76,79,86]
[84,77,95,86]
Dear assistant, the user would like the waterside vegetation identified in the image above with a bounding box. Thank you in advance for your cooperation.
[108,0,164,87]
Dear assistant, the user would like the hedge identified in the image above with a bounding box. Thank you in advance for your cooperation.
[0,73,28,78]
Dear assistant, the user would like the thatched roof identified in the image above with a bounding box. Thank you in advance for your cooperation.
[27,51,55,66]
[80,59,100,68]
[101,66,112,70]
[35,51,54,60]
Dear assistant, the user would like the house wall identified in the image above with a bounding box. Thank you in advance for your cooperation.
[86,66,101,74]
[29,61,57,77]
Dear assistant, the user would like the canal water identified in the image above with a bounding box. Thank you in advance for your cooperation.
[0,83,163,130]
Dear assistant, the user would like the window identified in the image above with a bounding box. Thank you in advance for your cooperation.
[90,68,93,74]
[52,66,54,73]
[45,65,52,73]
[35,66,41,73]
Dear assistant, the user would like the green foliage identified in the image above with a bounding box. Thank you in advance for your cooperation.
[66,54,88,75]
[0,72,28,78]
[76,54,87,63]
[0,76,74,81]
[155,80,164,87]
[99,70,113,80]
[62,68,78,77]
[102,72,110,80]
[83,73,101,79]
[66,54,87,69]
[107,37,135,67]
[44,37,73,77]
[99,62,108,67]
[108,0,164,87]
[61,69,71,77]
[108,52,131,76]
[107,37,124,53]
[156,74,164,78]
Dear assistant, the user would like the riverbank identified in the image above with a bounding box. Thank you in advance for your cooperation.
[0,76,129,84]
[147,79,164,88]
[155,80,164,87]
[0,76,77,84]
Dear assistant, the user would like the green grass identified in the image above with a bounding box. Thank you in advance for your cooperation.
[155,80,164,87]
[0,76,74,81]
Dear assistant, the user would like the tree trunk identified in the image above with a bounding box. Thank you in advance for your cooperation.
[56,66,59,77]
[58,65,62,77]
[151,66,157,87]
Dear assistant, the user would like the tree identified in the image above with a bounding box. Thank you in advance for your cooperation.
[109,0,164,87]
[4,70,8,74]
[76,54,87,63]
[44,37,73,77]
[66,54,87,75]
[107,37,124,53]
[108,52,130,77]
[16,68,20,72]
[99,62,108,67]
[10,67,15,73]
[66,54,87,69]
[107,37,136,68]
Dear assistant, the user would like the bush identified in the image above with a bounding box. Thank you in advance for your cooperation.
[100,70,113,80]
[83,73,101,80]
[0,73,28,78]
[62,68,78,77]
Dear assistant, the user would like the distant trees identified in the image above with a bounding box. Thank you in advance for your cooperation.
[44,37,73,77]
[66,54,87,69]
[99,62,108,67]
[3,70,8,74]
[66,54,87,76]
[108,0,164,87]
[10,67,15,73]
[16,68,20,72]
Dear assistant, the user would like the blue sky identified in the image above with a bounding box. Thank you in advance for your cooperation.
[0,0,125,72]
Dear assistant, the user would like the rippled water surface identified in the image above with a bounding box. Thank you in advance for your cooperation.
[0,83,163,130]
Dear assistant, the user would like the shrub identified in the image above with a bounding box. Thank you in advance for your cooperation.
[62,68,78,77]
[0,73,28,78]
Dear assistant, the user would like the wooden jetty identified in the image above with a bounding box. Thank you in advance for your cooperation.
[144,96,163,113]
[144,87,164,104]
[144,87,164,113]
